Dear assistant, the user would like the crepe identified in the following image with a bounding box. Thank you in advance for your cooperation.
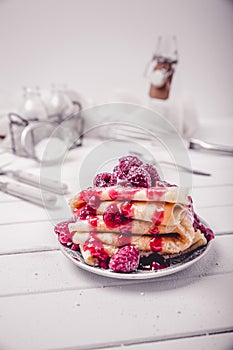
[69,185,189,210]
[70,215,200,255]
[78,228,207,267]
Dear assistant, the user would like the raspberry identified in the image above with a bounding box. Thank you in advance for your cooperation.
[103,203,131,228]
[118,155,143,175]
[126,166,152,188]
[109,245,140,272]
[112,165,128,185]
[93,172,112,187]
[78,205,96,219]
[141,163,160,185]
[54,221,73,245]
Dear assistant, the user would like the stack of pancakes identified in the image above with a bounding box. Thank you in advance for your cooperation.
[68,185,207,268]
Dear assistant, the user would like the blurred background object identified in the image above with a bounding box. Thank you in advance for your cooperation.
[145,35,178,100]
[0,0,232,142]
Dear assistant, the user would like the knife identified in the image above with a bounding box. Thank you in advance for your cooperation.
[0,181,57,207]
[0,169,68,194]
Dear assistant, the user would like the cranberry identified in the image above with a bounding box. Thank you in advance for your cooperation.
[109,245,140,272]
[93,173,112,187]
[126,166,152,188]
[141,164,160,185]
[103,203,132,228]
[118,155,143,175]
[79,205,96,220]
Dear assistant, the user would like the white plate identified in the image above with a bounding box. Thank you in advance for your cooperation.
[58,217,214,280]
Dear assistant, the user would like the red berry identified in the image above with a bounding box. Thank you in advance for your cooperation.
[109,245,140,272]
[112,165,128,185]
[127,166,152,188]
[78,205,96,220]
[141,164,160,185]
[103,203,131,228]
[54,221,73,245]
[118,155,143,175]
[93,173,112,187]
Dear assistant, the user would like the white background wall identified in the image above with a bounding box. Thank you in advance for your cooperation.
[0,0,233,119]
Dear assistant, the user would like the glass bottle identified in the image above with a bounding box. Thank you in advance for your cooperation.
[47,84,74,121]
[18,86,47,121]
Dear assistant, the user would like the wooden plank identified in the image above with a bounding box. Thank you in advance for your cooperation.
[197,206,233,234]
[0,221,58,255]
[190,151,233,188]
[0,205,231,256]
[192,186,233,208]
[0,200,70,225]
[98,332,233,350]
[0,235,231,297]
[0,272,232,350]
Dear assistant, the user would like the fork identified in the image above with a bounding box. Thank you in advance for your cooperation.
[130,151,211,176]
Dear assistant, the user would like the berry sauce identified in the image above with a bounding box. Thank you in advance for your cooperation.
[118,233,132,247]
[83,233,109,269]
[149,225,160,235]
[151,207,164,225]
[146,187,166,201]
[109,188,138,201]
[88,216,98,227]
[103,203,132,229]
[120,201,134,218]
[77,204,97,220]
[193,212,215,241]
[81,189,102,209]
[150,237,162,252]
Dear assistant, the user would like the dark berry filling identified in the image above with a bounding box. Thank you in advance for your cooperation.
[138,253,169,271]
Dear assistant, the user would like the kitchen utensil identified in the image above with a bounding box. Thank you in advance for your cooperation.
[189,138,233,156]
[130,151,211,176]
[0,181,57,207]
[0,168,68,194]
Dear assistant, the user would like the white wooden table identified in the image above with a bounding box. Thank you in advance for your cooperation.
[0,119,233,350]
